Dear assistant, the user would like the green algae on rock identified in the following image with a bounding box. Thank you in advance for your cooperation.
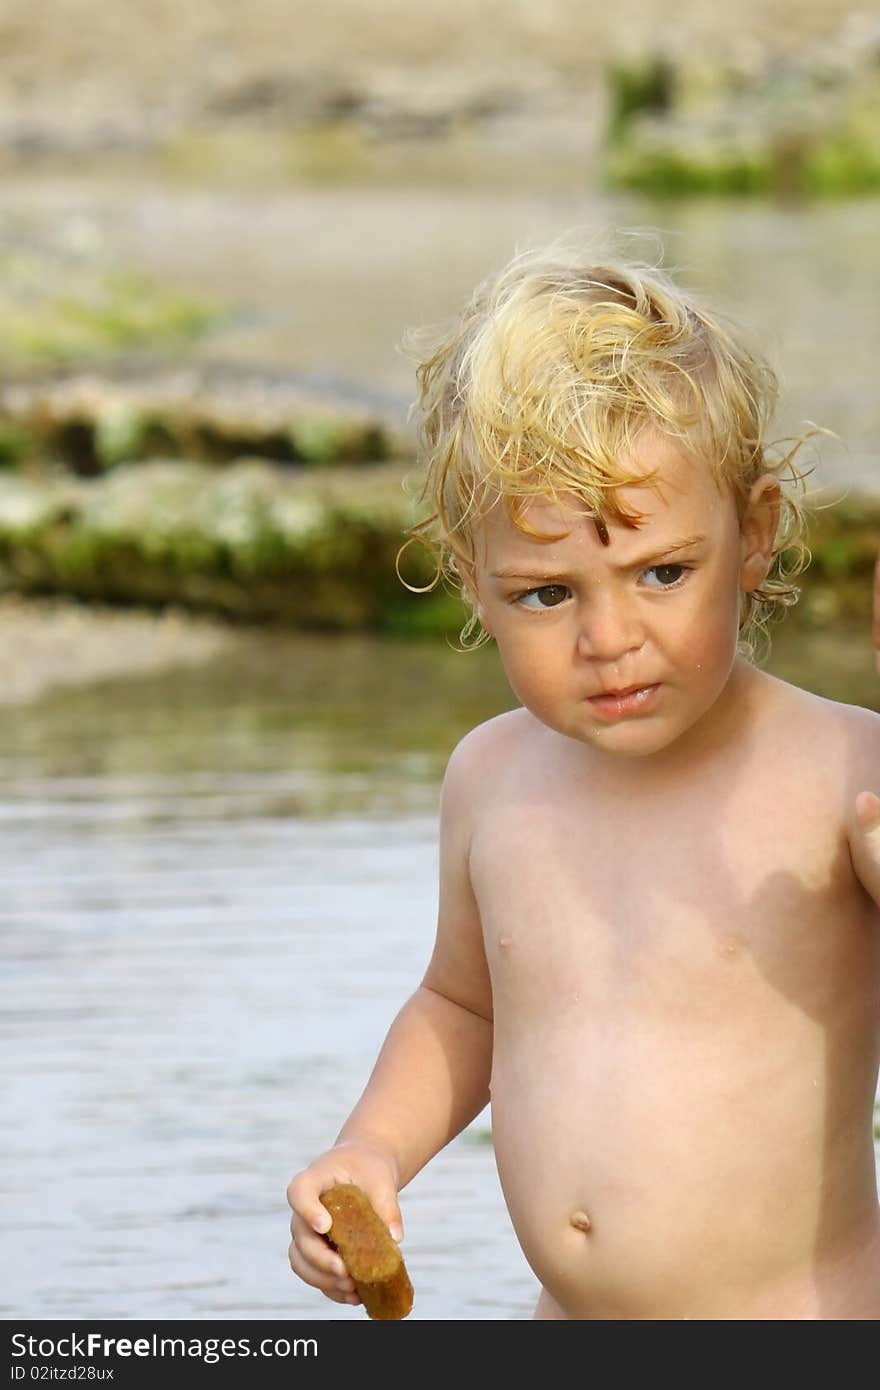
[602,23,880,198]
[0,459,464,636]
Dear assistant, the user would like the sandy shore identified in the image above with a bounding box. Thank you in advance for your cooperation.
[0,594,237,705]
[0,1,857,157]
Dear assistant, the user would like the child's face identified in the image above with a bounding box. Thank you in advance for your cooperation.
[468,431,778,761]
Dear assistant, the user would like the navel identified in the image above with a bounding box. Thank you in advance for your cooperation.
[569,1209,592,1234]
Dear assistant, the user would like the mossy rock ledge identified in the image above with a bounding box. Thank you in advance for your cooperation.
[0,459,465,636]
[0,367,412,473]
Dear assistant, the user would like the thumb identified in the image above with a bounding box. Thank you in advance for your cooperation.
[855,790,880,833]
[308,1198,332,1236]
[388,1210,404,1244]
[373,1194,404,1243]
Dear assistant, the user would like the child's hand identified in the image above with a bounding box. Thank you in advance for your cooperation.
[286,1141,403,1307]
[848,790,880,907]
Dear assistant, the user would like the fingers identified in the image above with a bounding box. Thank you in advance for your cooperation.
[855,789,880,832]
[849,790,880,907]
[287,1212,361,1306]
[286,1173,332,1235]
[286,1172,355,1303]
[287,1160,403,1242]
[289,1177,403,1248]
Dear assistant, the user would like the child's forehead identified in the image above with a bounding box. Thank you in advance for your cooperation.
[473,443,728,556]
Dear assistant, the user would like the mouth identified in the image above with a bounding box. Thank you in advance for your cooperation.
[593,684,646,698]
[587,684,660,718]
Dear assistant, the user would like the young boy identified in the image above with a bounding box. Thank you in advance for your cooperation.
[287,242,880,1319]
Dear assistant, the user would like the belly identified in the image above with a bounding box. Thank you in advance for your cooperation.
[489,1009,879,1319]
[472,790,880,1316]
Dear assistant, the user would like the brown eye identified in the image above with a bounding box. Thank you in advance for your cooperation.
[519,585,569,609]
[643,564,685,588]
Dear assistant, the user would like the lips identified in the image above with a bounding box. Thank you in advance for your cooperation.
[592,684,646,699]
[587,683,660,719]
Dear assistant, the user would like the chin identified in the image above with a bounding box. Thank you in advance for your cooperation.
[588,725,682,758]
[545,714,671,757]
[547,702,700,757]
[582,698,723,758]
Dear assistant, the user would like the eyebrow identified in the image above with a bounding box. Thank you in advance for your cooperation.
[490,534,707,580]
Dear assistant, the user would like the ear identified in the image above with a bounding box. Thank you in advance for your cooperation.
[739,475,781,593]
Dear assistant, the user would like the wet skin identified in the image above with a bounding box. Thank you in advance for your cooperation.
[288,435,880,1318]
[450,438,880,1317]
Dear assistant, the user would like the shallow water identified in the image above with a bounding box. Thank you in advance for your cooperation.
[0,633,532,1322]
[2,621,879,1321]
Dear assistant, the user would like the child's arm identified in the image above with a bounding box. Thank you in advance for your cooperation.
[333,726,495,1179]
[287,728,494,1305]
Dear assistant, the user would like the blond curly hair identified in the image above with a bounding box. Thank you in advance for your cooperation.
[400,237,819,660]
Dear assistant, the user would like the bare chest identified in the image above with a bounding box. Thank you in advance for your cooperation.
[468,779,868,1027]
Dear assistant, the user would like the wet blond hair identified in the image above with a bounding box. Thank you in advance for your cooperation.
[399,237,819,659]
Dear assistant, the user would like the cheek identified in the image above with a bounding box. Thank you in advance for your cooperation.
[500,638,546,687]
[497,629,565,698]
[690,630,735,680]
[672,588,740,675]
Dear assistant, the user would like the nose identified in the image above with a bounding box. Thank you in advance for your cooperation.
[575,589,644,662]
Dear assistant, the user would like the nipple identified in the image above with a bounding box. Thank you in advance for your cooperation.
[498,936,511,949]
[570,1209,592,1234]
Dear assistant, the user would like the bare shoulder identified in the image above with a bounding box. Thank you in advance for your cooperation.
[758,669,880,790]
[443,706,534,785]
[773,673,880,736]
[437,707,540,845]
[821,688,880,789]
[756,665,869,724]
